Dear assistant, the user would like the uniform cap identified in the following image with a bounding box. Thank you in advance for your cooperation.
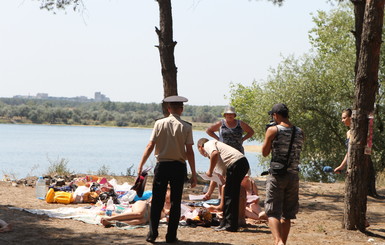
[163,95,188,103]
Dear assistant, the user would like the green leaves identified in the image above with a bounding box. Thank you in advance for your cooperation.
[229,3,380,181]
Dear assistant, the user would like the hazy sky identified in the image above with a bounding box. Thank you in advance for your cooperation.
[0,0,334,106]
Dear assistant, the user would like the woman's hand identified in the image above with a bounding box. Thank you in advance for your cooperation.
[334,165,343,173]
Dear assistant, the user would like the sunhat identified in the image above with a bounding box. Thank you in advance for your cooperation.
[223,106,236,115]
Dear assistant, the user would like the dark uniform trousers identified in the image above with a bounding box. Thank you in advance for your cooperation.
[148,161,187,241]
[222,157,250,230]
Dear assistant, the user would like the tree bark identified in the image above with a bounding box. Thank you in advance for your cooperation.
[352,0,366,74]
[345,0,384,231]
[351,0,381,201]
[156,0,178,116]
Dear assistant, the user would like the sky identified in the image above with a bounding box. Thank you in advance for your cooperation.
[0,0,335,106]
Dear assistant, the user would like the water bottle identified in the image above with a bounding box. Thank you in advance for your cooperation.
[36,176,47,200]
[106,197,114,216]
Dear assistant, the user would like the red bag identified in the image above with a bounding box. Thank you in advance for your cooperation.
[131,167,152,197]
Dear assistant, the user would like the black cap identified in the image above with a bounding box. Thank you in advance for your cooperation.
[268,103,289,117]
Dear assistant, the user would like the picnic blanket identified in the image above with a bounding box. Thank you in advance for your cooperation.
[9,206,147,230]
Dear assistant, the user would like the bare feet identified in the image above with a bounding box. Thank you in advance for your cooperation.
[100,218,113,227]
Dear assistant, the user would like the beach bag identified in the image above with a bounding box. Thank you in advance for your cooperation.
[131,167,152,197]
[269,126,296,175]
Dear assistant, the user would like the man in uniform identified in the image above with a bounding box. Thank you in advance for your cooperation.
[137,95,197,243]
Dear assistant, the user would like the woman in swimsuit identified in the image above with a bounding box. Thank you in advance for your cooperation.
[100,199,152,227]
[101,189,172,227]
[334,108,352,173]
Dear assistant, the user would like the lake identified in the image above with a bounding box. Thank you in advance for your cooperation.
[0,124,263,179]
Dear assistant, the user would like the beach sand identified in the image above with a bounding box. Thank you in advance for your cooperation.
[0,177,384,245]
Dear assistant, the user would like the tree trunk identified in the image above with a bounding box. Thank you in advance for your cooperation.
[352,0,366,74]
[351,0,381,201]
[345,0,384,231]
[156,0,178,116]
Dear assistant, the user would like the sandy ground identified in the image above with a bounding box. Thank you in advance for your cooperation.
[0,177,384,245]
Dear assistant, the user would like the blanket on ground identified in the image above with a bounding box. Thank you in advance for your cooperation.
[9,206,146,230]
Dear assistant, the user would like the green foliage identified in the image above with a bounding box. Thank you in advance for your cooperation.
[0,99,223,128]
[230,3,385,181]
[46,157,74,176]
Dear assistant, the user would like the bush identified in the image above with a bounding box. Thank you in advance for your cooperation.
[97,164,110,176]
[46,157,73,176]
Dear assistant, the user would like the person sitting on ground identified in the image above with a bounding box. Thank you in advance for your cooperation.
[241,176,268,222]
[206,177,267,223]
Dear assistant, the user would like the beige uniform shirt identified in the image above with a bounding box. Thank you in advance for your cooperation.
[203,140,244,168]
[150,114,193,163]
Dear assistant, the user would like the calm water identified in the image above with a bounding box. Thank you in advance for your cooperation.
[0,124,263,178]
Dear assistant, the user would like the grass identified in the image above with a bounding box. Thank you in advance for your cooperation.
[96,164,110,176]
[46,157,74,176]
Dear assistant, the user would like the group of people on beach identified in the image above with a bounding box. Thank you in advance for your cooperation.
[133,95,305,245]
[0,97,355,245]
[75,102,355,245]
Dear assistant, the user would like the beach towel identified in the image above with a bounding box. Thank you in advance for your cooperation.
[9,207,147,230]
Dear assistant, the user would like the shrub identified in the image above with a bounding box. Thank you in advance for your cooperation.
[46,157,73,176]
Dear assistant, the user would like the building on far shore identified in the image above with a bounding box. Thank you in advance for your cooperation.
[94,92,110,102]
[13,92,110,102]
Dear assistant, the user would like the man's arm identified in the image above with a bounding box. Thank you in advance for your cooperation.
[261,126,278,157]
[206,150,219,177]
[137,141,155,174]
[186,144,197,188]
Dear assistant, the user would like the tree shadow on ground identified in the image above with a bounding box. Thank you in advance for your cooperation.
[0,205,147,245]
[241,224,271,235]
[0,205,237,245]
[365,230,385,240]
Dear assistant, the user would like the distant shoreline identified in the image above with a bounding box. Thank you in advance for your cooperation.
[0,119,211,131]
